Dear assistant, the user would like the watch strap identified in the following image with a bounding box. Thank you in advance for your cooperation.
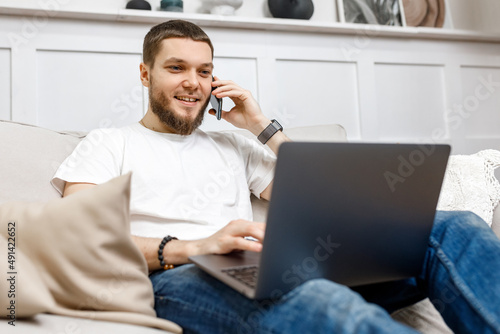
[257,119,283,144]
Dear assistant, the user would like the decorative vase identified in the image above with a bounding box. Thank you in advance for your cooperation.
[268,0,314,20]
[160,0,183,12]
[125,0,152,10]
[200,0,244,16]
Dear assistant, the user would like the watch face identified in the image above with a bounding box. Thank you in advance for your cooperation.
[272,120,283,131]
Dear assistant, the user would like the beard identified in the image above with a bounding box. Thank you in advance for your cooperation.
[149,77,209,136]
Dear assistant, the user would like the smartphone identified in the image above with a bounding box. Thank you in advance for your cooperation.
[210,76,223,120]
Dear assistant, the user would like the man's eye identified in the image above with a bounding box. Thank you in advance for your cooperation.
[169,66,182,71]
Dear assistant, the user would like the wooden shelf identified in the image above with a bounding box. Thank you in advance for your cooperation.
[1,4,500,43]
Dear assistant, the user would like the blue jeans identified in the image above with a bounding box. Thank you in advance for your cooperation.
[150,211,500,334]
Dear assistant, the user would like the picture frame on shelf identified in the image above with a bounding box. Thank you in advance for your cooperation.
[337,0,405,26]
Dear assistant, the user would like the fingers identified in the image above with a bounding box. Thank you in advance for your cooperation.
[210,77,263,131]
[226,220,265,241]
[211,79,249,101]
[203,220,266,255]
[230,220,265,252]
[234,237,263,253]
[207,108,228,121]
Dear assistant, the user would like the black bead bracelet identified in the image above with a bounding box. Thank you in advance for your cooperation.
[158,235,178,270]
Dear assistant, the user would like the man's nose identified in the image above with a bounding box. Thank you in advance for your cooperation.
[182,71,199,89]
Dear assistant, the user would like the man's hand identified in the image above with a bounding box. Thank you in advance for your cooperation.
[134,219,265,271]
[195,219,265,255]
[209,77,271,136]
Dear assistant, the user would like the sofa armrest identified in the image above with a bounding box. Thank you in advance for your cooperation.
[283,124,347,142]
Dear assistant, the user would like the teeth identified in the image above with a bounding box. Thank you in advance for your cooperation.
[177,96,197,102]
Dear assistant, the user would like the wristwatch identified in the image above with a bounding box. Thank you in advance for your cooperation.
[257,119,283,144]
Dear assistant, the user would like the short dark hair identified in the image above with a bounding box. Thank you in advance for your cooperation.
[143,20,214,67]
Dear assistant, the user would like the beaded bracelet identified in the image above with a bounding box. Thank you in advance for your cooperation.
[158,235,178,270]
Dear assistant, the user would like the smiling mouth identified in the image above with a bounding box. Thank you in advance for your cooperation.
[175,96,199,103]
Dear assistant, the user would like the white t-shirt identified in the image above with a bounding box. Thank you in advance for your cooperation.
[52,123,276,240]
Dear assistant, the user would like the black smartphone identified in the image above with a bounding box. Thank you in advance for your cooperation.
[210,76,223,120]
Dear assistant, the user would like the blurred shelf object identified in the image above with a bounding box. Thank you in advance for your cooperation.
[0,3,499,43]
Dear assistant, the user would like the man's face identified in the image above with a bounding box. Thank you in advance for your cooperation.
[147,38,213,135]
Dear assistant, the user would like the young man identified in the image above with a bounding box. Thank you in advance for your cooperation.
[52,20,500,334]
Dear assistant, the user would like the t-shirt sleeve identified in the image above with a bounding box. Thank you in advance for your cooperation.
[51,128,124,195]
[227,133,276,199]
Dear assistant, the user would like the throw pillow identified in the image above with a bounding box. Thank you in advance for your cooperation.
[0,173,180,332]
[437,149,500,227]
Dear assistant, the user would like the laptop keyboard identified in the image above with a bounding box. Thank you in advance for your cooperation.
[222,265,259,288]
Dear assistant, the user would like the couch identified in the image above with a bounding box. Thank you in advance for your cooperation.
[0,119,499,333]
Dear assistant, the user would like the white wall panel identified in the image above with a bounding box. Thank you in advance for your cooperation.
[460,66,500,139]
[200,57,258,132]
[375,63,447,142]
[274,59,361,139]
[2,12,500,153]
[36,50,143,132]
[0,48,11,121]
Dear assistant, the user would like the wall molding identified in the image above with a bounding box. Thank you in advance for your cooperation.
[0,9,499,155]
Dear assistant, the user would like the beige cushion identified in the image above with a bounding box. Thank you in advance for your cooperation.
[284,124,348,142]
[0,313,169,334]
[392,298,452,334]
[0,120,84,204]
[0,173,181,333]
[493,205,500,238]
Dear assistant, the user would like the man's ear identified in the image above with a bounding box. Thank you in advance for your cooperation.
[140,62,150,88]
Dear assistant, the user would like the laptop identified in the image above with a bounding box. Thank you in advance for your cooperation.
[190,142,450,300]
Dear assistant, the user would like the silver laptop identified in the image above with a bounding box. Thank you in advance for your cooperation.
[190,142,450,300]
